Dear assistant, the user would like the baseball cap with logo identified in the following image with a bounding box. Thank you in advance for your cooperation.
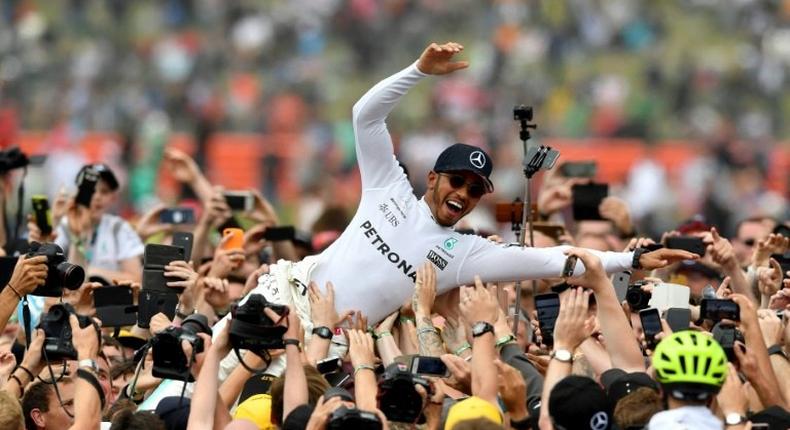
[433,143,494,193]
[549,375,613,430]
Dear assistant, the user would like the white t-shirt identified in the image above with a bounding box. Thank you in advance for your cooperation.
[55,214,144,271]
[306,62,634,323]
[648,406,723,430]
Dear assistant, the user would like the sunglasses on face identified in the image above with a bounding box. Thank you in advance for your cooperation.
[440,173,486,198]
[742,238,756,247]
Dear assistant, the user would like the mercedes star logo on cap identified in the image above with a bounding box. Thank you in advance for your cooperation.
[469,151,486,169]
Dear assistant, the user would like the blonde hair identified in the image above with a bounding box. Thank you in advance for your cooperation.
[0,390,24,430]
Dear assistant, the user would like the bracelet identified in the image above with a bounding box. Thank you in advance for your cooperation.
[495,334,516,349]
[8,374,24,393]
[767,344,787,359]
[15,365,35,381]
[76,368,106,410]
[353,364,376,376]
[283,338,301,351]
[454,342,472,356]
[399,316,415,325]
[6,283,22,300]
[373,331,392,340]
[417,326,438,336]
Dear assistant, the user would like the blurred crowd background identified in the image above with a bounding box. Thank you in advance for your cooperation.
[0,0,787,239]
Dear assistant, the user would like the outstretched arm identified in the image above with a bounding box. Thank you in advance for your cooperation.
[352,42,468,189]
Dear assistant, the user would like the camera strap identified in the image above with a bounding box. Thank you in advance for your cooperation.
[22,296,31,347]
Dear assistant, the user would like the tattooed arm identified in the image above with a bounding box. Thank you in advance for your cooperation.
[414,263,445,356]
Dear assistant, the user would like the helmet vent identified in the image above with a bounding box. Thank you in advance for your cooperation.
[702,356,711,375]
[692,355,699,373]
[679,356,687,374]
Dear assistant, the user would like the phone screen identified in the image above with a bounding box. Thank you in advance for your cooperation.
[571,183,609,220]
[535,293,560,346]
[160,207,195,225]
[639,308,662,347]
[411,356,448,377]
[224,192,252,212]
[701,299,740,322]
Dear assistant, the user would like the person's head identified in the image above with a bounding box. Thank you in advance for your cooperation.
[613,387,663,429]
[426,143,494,227]
[0,390,24,430]
[109,409,166,430]
[269,365,330,425]
[675,261,721,299]
[444,396,503,430]
[732,216,775,267]
[653,331,728,407]
[75,163,120,219]
[22,378,75,430]
[549,375,613,430]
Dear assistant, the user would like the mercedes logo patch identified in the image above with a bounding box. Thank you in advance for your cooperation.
[469,151,486,169]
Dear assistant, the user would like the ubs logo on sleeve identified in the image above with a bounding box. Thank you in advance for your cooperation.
[426,250,448,270]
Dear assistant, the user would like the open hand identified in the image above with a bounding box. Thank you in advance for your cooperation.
[416,42,469,75]
[639,248,699,270]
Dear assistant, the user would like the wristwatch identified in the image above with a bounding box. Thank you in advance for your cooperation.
[471,321,494,338]
[724,412,746,426]
[312,326,333,340]
[632,247,648,270]
[550,349,573,363]
[78,358,99,374]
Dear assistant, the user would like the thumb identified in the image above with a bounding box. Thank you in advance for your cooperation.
[448,61,469,72]
[711,227,721,242]
[769,258,782,276]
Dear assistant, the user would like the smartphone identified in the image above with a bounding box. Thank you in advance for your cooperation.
[612,271,631,302]
[712,322,743,363]
[639,308,662,350]
[75,167,99,208]
[31,195,53,236]
[143,244,186,293]
[262,226,296,242]
[410,356,449,377]
[317,356,343,375]
[535,293,560,347]
[222,228,245,250]
[224,191,253,212]
[700,299,740,322]
[562,255,578,278]
[571,183,609,220]
[559,161,597,178]
[665,307,691,332]
[172,232,194,263]
[324,371,351,388]
[665,236,706,257]
[159,207,195,225]
[94,286,137,327]
[137,290,179,328]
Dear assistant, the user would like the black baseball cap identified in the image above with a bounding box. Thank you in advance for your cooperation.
[76,163,120,191]
[433,143,494,193]
[600,368,659,408]
[549,375,613,430]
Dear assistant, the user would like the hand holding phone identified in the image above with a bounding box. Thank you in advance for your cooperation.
[221,228,245,250]
[665,236,706,257]
[410,356,449,377]
[562,255,578,278]
[639,308,662,350]
[535,293,560,347]
[700,299,740,322]
[571,183,609,220]
[31,195,53,236]
[224,191,254,212]
[159,207,196,225]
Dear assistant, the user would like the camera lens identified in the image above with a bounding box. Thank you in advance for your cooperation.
[626,287,651,311]
[57,262,85,290]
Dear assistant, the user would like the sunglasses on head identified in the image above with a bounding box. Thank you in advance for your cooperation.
[440,173,486,198]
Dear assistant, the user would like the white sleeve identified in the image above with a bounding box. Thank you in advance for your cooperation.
[115,220,144,260]
[352,61,428,189]
[455,238,634,286]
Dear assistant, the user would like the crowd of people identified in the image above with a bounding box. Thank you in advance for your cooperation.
[0,40,784,430]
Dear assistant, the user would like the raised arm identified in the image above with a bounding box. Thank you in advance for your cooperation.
[352,42,467,189]
[456,238,697,290]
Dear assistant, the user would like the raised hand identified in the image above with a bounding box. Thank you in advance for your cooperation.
[459,276,498,326]
[752,233,790,268]
[163,148,201,183]
[413,262,437,317]
[135,203,173,240]
[756,258,783,298]
[8,255,48,296]
[638,248,698,270]
[309,281,353,330]
[599,196,633,235]
[347,329,376,370]
[552,287,594,351]
[564,248,609,292]
[416,42,469,75]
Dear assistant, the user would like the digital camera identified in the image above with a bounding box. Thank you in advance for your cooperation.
[27,242,85,297]
[378,363,430,423]
[328,406,382,430]
[626,282,652,311]
[229,294,288,356]
[151,313,211,381]
[39,303,96,361]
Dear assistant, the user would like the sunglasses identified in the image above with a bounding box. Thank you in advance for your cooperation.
[440,173,486,198]
[742,238,756,247]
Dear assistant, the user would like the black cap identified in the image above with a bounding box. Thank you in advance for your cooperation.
[155,396,190,430]
[600,368,659,408]
[433,143,494,193]
[549,375,613,430]
[76,163,119,190]
[749,405,790,429]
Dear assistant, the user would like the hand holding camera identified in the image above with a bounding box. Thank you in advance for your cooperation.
[70,313,101,360]
[20,328,46,374]
[8,254,48,297]
[135,204,174,240]
[201,187,232,228]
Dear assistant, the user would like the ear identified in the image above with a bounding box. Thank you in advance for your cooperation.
[427,171,438,191]
[30,409,45,427]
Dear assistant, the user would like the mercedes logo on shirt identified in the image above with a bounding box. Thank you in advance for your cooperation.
[469,151,486,169]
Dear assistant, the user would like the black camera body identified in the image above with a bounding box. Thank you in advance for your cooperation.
[0,147,29,174]
[378,363,430,423]
[151,314,211,381]
[229,294,288,356]
[328,406,382,430]
[513,105,533,122]
[27,242,85,297]
[39,303,96,361]
[626,282,652,311]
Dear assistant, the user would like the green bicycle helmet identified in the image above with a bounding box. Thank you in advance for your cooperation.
[653,331,728,400]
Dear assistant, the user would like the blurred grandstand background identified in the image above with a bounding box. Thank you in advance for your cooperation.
[0,0,787,238]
